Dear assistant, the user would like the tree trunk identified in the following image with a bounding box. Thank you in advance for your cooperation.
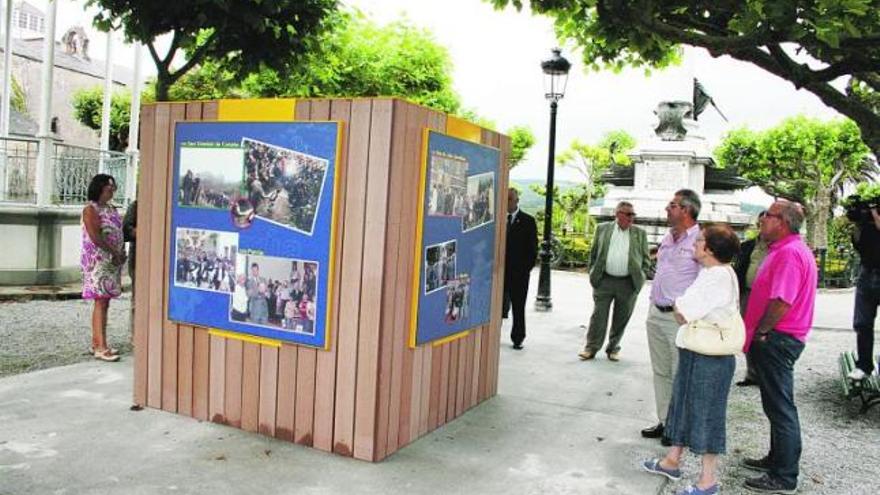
[156,75,170,102]
[813,187,832,250]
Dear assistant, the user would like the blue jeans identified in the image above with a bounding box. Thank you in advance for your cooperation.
[854,267,880,374]
[749,331,805,488]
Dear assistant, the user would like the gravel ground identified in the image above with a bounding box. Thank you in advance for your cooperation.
[660,328,880,495]
[0,294,132,377]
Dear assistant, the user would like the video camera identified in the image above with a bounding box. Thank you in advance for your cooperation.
[845,194,880,223]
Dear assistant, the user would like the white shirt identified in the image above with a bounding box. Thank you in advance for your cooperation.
[604,223,631,277]
[675,265,739,324]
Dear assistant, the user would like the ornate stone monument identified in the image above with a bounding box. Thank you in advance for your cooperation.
[590,100,752,243]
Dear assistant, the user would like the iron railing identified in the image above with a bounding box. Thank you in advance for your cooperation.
[0,136,39,203]
[51,143,130,206]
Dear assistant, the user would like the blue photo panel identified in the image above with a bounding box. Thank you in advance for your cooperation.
[167,121,341,348]
[413,130,500,346]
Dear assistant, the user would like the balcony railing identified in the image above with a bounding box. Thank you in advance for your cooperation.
[52,143,130,206]
[0,137,39,203]
[0,137,134,206]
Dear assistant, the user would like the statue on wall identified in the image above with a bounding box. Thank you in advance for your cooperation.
[654,101,691,141]
[691,78,728,122]
[61,27,90,60]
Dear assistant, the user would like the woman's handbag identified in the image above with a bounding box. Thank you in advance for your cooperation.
[677,266,745,356]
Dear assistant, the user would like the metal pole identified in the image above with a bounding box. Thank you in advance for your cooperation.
[98,30,113,173]
[1,0,13,137]
[535,100,558,311]
[125,42,142,202]
[34,0,57,206]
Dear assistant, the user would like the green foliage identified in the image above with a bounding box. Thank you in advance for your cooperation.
[489,0,880,157]
[71,87,155,151]
[11,77,26,113]
[842,181,880,206]
[88,0,338,100]
[507,125,536,169]
[715,115,877,248]
[556,235,591,268]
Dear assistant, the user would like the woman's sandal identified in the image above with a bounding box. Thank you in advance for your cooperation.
[89,346,119,356]
[94,349,120,362]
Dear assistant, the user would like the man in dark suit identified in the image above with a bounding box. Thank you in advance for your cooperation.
[502,187,538,350]
[579,201,651,361]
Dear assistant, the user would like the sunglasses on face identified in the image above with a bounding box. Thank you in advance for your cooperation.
[618,212,636,217]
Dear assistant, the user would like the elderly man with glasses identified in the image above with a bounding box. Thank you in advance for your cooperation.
[641,189,703,447]
[579,201,651,362]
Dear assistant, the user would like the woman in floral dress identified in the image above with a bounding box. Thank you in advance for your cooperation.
[81,174,127,362]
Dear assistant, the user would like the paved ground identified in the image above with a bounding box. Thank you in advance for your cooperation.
[0,270,877,494]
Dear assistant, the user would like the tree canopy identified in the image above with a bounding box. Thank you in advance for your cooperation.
[87,0,338,100]
[72,87,155,151]
[507,125,536,168]
[715,115,877,249]
[490,0,880,157]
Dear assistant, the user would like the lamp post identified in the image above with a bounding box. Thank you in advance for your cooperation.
[534,48,570,312]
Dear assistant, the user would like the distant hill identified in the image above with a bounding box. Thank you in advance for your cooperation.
[510,178,580,214]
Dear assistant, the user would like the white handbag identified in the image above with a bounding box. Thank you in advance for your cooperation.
[676,266,745,356]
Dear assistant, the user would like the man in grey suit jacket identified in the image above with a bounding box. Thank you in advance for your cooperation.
[579,201,651,361]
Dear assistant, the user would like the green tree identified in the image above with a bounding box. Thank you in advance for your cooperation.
[11,77,27,113]
[87,0,337,101]
[553,130,636,232]
[507,125,536,169]
[715,116,877,249]
[71,87,155,151]
[490,0,880,157]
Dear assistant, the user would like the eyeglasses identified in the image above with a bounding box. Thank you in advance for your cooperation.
[617,211,636,217]
[667,202,683,209]
[764,212,783,220]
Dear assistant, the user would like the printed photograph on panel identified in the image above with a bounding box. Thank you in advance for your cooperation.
[444,274,470,323]
[174,228,239,293]
[427,151,468,217]
[424,239,457,294]
[178,145,244,210]
[242,138,329,234]
[230,252,319,335]
[461,172,495,232]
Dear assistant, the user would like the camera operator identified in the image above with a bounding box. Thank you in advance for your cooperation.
[848,203,880,380]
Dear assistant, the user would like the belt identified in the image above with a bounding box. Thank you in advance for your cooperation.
[604,273,630,280]
[654,304,674,313]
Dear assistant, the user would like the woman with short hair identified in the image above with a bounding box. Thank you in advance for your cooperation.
[642,224,742,495]
[81,174,126,362]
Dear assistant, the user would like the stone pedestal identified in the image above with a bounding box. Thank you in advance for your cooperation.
[592,102,751,243]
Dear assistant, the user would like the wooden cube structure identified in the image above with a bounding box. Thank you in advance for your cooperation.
[132,98,510,461]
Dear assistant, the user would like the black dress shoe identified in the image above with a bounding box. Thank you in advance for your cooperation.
[512,344,523,350]
[736,378,759,387]
[661,436,672,447]
[641,423,664,438]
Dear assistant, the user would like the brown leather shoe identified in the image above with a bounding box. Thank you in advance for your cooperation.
[577,350,596,361]
[607,352,620,362]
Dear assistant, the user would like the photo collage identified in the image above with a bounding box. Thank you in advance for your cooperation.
[174,137,329,337]
[424,150,496,325]
[178,139,329,235]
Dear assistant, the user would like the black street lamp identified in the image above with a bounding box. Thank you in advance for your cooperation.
[535,48,570,312]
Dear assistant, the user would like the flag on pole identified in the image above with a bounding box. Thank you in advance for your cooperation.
[693,78,728,122]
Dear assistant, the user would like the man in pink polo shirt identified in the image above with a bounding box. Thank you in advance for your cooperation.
[740,200,817,495]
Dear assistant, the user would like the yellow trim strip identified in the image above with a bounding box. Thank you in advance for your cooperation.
[217,98,297,121]
[432,330,470,347]
[446,116,482,144]
[323,120,345,350]
[208,329,282,347]
[409,128,432,348]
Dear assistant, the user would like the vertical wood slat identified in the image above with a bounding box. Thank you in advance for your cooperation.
[176,102,204,418]
[241,342,261,433]
[332,99,372,456]
[192,328,210,420]
[395,104,431,449]
[374,99,408,460]
[132,104,156,406]
[161,103,187,413]
[446,340,460,420]
[275,344,298,442]
[208,334,226,423]
[353,99,394,461]
[258,346,279,437]
[312,98,351,452]
[224,339,244,428]
[294,100,330,448]
[146,104,170,409]
[487,131,508,398]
